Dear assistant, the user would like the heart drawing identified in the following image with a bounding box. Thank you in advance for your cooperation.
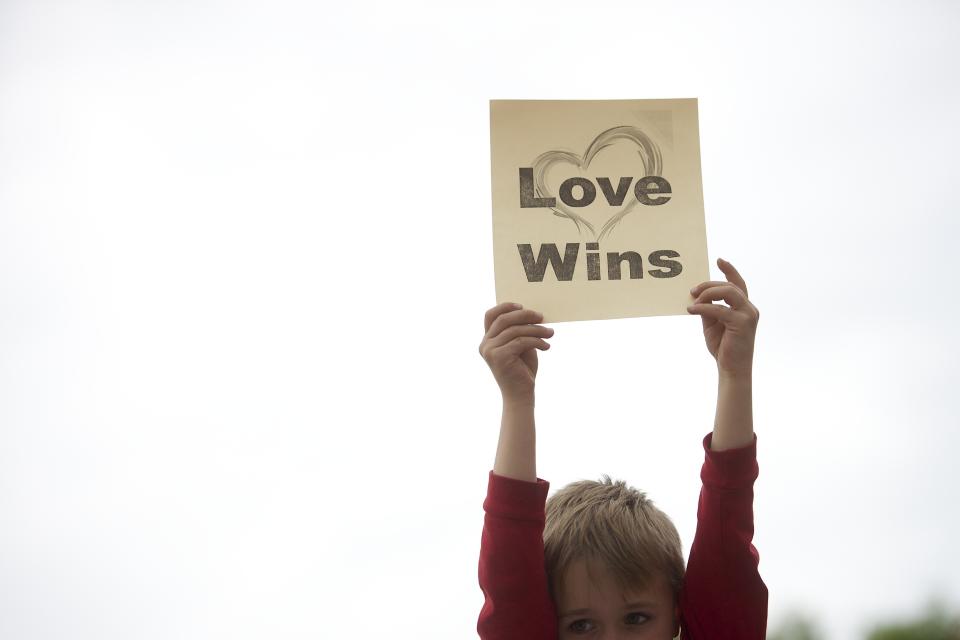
[531,125,663,242]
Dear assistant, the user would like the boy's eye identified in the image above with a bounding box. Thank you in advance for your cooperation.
[569,619,595,633]
[626,612,650,624]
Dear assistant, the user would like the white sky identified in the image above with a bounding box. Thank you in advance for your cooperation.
[1,1,958,638]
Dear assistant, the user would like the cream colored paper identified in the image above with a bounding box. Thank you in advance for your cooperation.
[490,99,709,323]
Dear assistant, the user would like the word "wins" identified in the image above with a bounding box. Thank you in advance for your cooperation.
[518,243,682,282]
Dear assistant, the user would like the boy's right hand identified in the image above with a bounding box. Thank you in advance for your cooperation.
[479,302,554,403]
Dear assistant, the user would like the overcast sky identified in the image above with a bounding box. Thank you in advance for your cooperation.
[1,1,958,639]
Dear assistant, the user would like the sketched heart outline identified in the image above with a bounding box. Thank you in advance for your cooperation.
[531,125,663,242]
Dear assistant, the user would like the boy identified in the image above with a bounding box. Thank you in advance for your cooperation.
[477,258,767,639]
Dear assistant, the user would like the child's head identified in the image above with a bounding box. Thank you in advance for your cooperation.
[544,475,684,638]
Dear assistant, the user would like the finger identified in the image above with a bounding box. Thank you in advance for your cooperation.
[484,302,522,332]
[486,323,554,350]
[717,258,748,298]
[687,302,735,323]
[485,308,545,340]
[495,336,551,358]
[690,280,745,299]
[692,284,749,310]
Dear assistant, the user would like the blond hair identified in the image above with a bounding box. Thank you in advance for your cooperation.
[543,475,684,598]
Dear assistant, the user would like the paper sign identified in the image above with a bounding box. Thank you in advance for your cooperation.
[490,99,709,323]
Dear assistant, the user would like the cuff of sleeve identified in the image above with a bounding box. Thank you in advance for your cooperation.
[484,470,551,521]
[701,432,759,489]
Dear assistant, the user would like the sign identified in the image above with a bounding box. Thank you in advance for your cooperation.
[490,99,709,322]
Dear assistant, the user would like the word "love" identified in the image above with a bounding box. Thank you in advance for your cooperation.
[518,168,672,208]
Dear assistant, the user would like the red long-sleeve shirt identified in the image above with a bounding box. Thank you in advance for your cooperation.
[477,432,767,639]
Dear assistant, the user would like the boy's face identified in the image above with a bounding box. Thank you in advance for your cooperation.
[554,559,679,639]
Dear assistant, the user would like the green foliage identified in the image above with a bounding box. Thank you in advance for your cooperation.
[768,612,825,640]
[865,602,960,640]
[768,602,960,640]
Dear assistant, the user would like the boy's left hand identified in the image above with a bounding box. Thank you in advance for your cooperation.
[687,258,759,379]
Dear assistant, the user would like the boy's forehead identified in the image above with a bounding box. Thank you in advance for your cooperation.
[556,558,669,610]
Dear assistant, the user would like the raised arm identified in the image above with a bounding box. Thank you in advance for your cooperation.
[479,302,553,481]
[683,258,767,639]
[476,302,557,640]
[687,258,759,451]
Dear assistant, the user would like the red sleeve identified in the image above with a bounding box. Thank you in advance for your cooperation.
[679,433,768,640]
[477,471,557,640]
